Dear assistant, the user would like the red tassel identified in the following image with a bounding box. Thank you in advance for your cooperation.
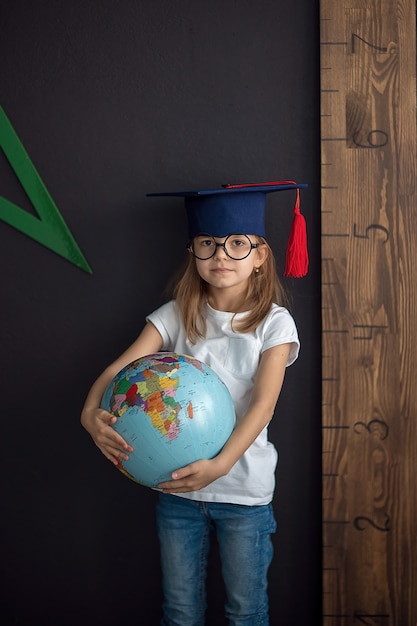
[284,189,309,278]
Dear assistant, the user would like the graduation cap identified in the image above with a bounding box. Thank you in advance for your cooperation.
[147,180,309,277]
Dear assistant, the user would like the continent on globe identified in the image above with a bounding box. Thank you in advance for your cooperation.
[110,361,184,441]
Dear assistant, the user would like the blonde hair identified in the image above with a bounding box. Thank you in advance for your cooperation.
[170,238,289,343]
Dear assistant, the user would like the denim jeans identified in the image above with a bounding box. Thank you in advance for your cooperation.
[156,493,276,626]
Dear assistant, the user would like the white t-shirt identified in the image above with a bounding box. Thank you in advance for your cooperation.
[146,300,299,505]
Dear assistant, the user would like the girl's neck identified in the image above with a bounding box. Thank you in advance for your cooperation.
[207,288,248,313]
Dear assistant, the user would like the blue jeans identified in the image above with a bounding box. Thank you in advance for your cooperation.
[156,493,276,626]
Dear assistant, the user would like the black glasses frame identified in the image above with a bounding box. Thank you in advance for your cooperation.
[188,233,259,261]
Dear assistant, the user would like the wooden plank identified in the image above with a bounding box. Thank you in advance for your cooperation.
[320,1,417,624]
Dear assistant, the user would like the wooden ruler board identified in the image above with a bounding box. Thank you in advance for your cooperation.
[320,1,417,624]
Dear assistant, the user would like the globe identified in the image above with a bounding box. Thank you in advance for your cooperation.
[100,352,236,487]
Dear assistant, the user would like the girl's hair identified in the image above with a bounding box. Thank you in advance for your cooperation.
[170,237,289,343]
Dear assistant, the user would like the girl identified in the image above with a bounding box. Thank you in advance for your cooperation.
[81,181,308,626]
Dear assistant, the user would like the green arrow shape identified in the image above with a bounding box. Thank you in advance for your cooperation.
[0,105,92,273]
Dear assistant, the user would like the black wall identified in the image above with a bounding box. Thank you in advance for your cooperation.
[0,1,321,624]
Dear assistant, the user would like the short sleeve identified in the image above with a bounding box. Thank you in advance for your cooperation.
[261,306,300,366]
[145,300,180,350]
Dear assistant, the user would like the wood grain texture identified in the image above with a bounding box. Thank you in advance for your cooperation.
[320,1,416,624]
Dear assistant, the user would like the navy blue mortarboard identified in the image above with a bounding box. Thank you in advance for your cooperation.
[147,181,309,277]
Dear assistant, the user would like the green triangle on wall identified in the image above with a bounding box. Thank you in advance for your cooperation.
[0,105,92,273]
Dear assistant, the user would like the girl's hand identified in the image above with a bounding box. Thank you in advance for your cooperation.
[157,457,227,493]
[81,407,133,465]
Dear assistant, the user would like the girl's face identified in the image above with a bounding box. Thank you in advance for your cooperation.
[193,234,267,295]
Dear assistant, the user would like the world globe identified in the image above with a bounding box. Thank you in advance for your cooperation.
[101,352,236,487]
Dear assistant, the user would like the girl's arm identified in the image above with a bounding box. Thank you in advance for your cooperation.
[157,342,291,493]
[81,322,163,465]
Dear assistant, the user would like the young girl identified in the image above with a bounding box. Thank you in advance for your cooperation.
[81,181,308,626]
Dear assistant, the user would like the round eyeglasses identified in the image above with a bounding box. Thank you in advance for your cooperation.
[188,234,260,260]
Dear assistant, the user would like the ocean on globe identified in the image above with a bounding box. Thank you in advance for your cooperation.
[100,352,236,488]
